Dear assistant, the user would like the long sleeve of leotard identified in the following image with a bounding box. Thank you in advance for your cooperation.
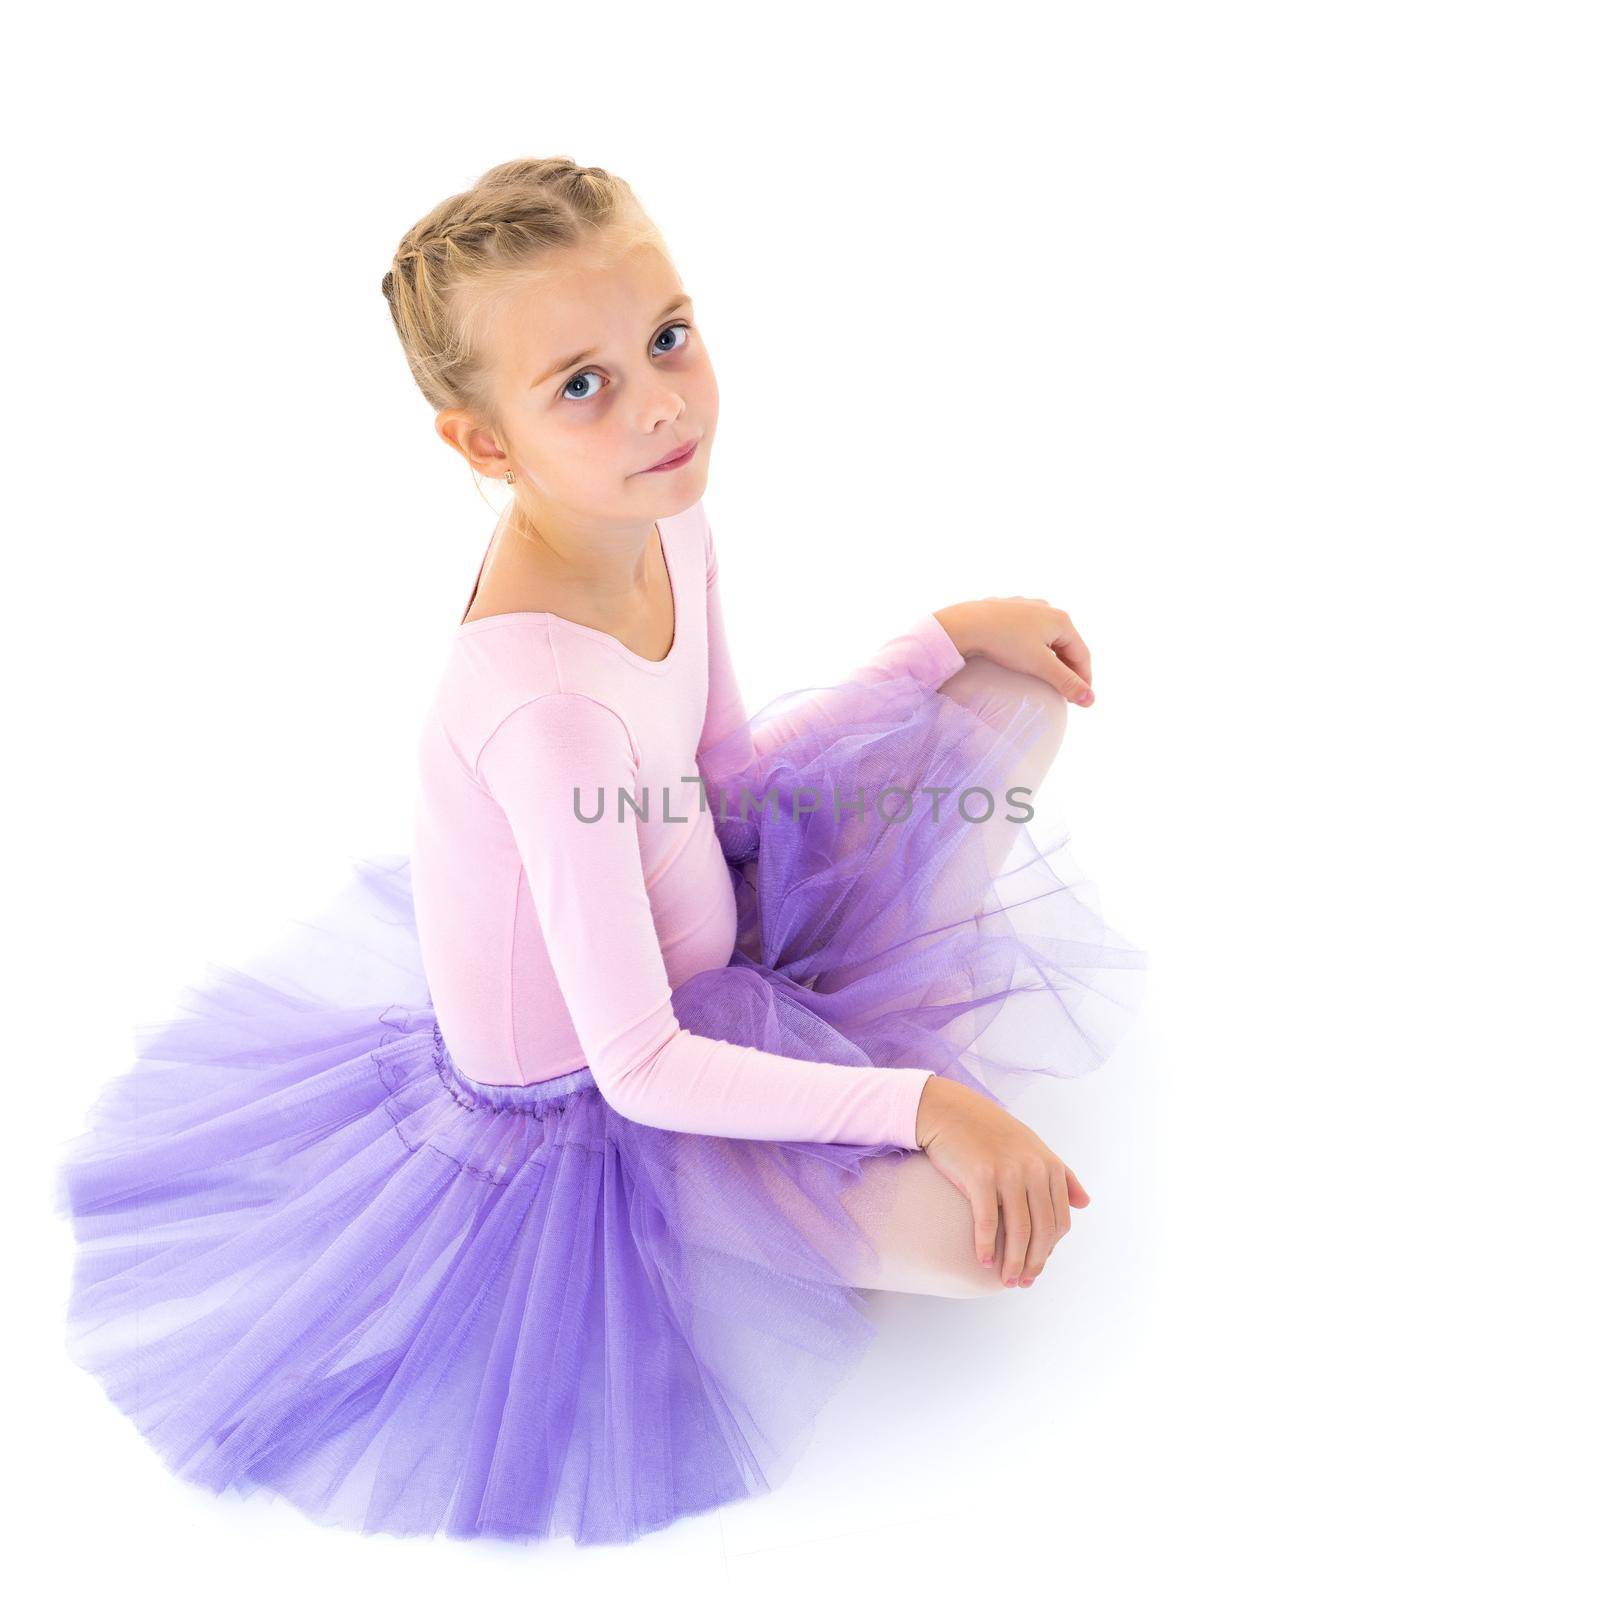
[697,514,968,784]
[475,690,934,1148]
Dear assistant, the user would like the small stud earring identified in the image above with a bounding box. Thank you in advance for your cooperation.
[504,470,515,484]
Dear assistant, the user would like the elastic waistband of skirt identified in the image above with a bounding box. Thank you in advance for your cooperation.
[426,1018,599,1113]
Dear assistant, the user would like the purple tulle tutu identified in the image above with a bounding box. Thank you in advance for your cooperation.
[54,668,1144,1546]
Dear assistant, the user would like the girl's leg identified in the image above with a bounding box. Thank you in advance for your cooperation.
[834,1148,1011,1297]
[738,665,1071,1299]
[934,655,1070,884]
[825,666,1070,1294]
[721,1139,1009,1299]
[678,1139,1008,1299]
[810,658,1070,999]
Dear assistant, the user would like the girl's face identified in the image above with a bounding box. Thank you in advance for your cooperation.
[444,239,718,531]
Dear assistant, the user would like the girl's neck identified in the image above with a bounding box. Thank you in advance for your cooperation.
[460,504,671,657]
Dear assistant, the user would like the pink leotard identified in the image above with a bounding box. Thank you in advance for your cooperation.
[409,497,966,1148]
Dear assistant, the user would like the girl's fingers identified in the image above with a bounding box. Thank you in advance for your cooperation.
[1048,1164,1073,1251]
[1000,1174,1032,1286]
[1020,1176,1054,1285]
[1052,619,1093,688]
[970,1183,1001,1270]
[1062,1165,1091,1208]
[1042,650,1093,707]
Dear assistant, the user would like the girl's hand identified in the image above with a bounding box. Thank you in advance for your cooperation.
[913,1076,1091,1286]
[933,597,1094,707]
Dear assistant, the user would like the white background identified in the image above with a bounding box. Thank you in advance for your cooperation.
[7,2,1595,1593]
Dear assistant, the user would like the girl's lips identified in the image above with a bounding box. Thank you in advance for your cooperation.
[642,439,698,472]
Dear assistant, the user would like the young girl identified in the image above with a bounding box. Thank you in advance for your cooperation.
[54,157,1144,1547]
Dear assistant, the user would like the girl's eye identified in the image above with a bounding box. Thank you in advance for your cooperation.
[652,320,692,356]
[561,321,693,403]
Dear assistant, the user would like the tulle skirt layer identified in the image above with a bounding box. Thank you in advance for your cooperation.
[54,667,1144,1546]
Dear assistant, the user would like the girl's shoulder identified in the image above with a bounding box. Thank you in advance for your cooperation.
[425,621,619,774]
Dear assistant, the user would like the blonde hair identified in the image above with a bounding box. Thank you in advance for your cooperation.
[381,157,667,431]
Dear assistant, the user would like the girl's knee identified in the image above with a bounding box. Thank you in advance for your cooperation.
[839,1151,1011,1299]
[939,657,1069,770]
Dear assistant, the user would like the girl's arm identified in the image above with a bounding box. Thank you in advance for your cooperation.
[476,690,933,1148]
[696,513,967,786]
